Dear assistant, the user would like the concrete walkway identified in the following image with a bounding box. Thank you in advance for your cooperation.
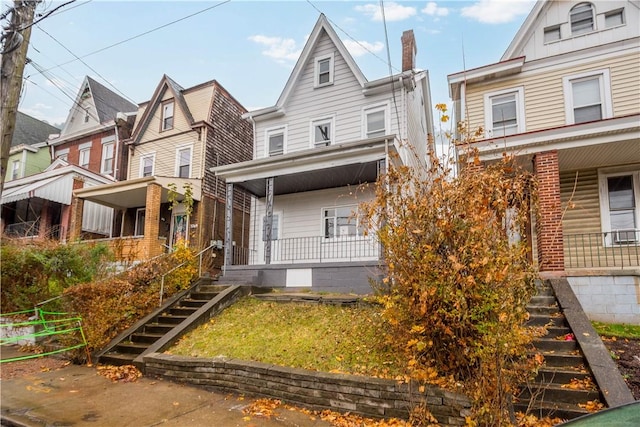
[1,348,330,427]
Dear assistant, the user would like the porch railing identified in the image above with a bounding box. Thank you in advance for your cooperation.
[565,231,640,269]
[4,220,39,237]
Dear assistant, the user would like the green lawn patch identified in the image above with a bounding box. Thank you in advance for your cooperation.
[592,321,640,339]
[168,297,405,378]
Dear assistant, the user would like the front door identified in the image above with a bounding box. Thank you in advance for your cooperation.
[170,205,188,247]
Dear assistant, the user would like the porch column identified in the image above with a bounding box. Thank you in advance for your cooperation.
[224,183,234,269]
[264,177,274,265]
[144,183,162,259]
[38,200,50,239]
[69,177,85,241]
[534,150,564,271]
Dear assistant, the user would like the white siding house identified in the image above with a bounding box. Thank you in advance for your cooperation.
[213,15,434,294]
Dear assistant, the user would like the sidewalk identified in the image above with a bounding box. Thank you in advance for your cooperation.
[1,347,330,427]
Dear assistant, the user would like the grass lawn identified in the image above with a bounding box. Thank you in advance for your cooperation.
[592,321,640,339]
[168,297,405,378]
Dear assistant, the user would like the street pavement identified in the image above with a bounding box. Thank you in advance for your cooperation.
[1,347,331,427]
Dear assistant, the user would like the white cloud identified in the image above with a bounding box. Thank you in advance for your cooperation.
[354,2,417,22]
[248,35,301,63]
[343,39,384,57]
[461,0,534,24]
[422,2,449,17]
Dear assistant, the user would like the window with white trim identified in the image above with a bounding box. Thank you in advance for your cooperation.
[79,148,90,168]
[314,54,334,87]
[323,205,365,238]
[101,140,114,174]
[543,25,561,43]
[563,70,612,125]
[605,8,624,28]
[135,208,146,236]
[262,213,280,241]
[363,104,388,139]
[140,153,155,177]
[11,160,20,180]
[266,126,286,157]
[176,146,191,178]
[56,148,69,162]
[311,117,334,147]
[161,100,174,131]
[598,168,640,245]
[484,87,525,137]
[570,3,594,35]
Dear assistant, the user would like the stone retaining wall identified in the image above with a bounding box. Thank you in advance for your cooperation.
[144,353,471,426]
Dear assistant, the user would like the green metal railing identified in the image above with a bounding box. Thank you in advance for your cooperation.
[0,307,89,363]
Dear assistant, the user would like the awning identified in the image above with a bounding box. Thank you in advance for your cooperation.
[1,175,70,205]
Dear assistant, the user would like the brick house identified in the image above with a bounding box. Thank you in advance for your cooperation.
[448,0,639,323]
[213,15,434,293]
[72,76,252,261]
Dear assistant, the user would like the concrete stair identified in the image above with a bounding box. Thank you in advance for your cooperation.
[516,281,601,420]
[217,269,262,285]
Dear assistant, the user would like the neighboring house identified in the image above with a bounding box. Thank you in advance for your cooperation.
[213,15,434,293]
[4,112,59,182]
[72,75,252,261]
[448,1,639,323]
[1,158,115,240]
[48,76,137,182]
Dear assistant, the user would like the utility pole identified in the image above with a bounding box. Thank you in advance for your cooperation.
[1,0,38,197]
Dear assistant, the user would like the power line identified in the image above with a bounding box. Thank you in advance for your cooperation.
[34,0,232,75]
[380,0,403,142]
[17,0,77,32]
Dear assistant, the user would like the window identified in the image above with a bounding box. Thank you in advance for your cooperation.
[135,208,146,236]
[79,148,90,168]
[262,213,280,241]
[11,160,20,180]
[543,25,561,43]
[311,117,334,147]
[266,126,286,156]
[605,8,624,28]
[323,206,365,238]
[101,140,114,174]
[563,70,612,125]
[161,100,174,131]
[56,148,69,162]
[314,54,334,87]
[176,146,191,178]
[484,87,525,137]
[570,3,594,35]
[84,109,90,123]
[140,153,155,177]
[363,104,388,139]
[599,168,640,245]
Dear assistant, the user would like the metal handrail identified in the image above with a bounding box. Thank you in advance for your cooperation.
[158,244,215,306]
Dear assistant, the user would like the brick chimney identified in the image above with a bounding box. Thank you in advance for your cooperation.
[401,30,416,72]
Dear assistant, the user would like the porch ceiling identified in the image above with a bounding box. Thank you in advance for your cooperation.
[74,176,201,209]
[558,139,640,171]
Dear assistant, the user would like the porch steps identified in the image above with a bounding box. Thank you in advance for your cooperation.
[217,270,262,285]
[516,280,600,421]
[97,279,227,367]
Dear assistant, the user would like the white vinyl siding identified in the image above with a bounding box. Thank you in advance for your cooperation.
[253,30,403,158]
[82,201,113,236]
[129,132,202,180]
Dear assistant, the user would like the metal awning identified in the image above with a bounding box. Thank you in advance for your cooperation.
[74,176,201,209]
[1,175,70,205]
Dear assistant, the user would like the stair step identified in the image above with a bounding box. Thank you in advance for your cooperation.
[196,284,228,293]
[533,286,555,297]
[168,307,199,317]
[156,314,188,325]
[533,338,578,352]
[189,292,219,300]
[527,305,560,315]
[180,299,209,308]
[526,314,566,327]
[130,332,164,344]
[537,352,586,368]
[541,326,572,339]
[143,324,175,334]
[114,342,148,355]
[513,400,590,421]
[529,295,557,305]
[534,367,593,384]
[99,352,138,366]
[517,382,601,405]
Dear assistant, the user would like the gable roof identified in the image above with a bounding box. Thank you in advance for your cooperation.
[501,1,547,60]
[86,76,137,124]
[130,74,195,144]
[12,111,60,148]
[246,14,367,118]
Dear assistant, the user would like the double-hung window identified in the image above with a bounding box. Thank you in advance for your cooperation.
[176,146,192,178]
[100,138,115,174]
[57,148,69,162]
[363,104,388,139]
[140,153,155,177]
[266,126,286,157]
[484,87,525,137]
[311,117,334,147]
[161,100,174,131]
[599,168,640,245]
[135,208,146,236]
[563,70,612,125]
[79,148,90,168]
[570,3,594,35]
[11,160,20,180]
[314,53,334,87]
[323,206,364,238]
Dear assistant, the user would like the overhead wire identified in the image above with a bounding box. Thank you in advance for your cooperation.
[379,0,403,142]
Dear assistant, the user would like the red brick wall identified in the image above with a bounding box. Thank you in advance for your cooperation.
[534,150,564,271]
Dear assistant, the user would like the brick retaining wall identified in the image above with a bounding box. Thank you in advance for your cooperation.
[144,353,471,425]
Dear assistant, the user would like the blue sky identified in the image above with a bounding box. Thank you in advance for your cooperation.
[16,0,535,127]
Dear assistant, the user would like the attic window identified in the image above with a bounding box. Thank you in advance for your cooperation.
[84,109,90,123]
[314,53,334,88]
[161,100,174,131]
[543,25,561,43]
[570,3,594,35]
[605,8,624,28]
[81,87,90,100]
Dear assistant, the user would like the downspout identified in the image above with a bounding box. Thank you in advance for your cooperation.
[113,123,120,180]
